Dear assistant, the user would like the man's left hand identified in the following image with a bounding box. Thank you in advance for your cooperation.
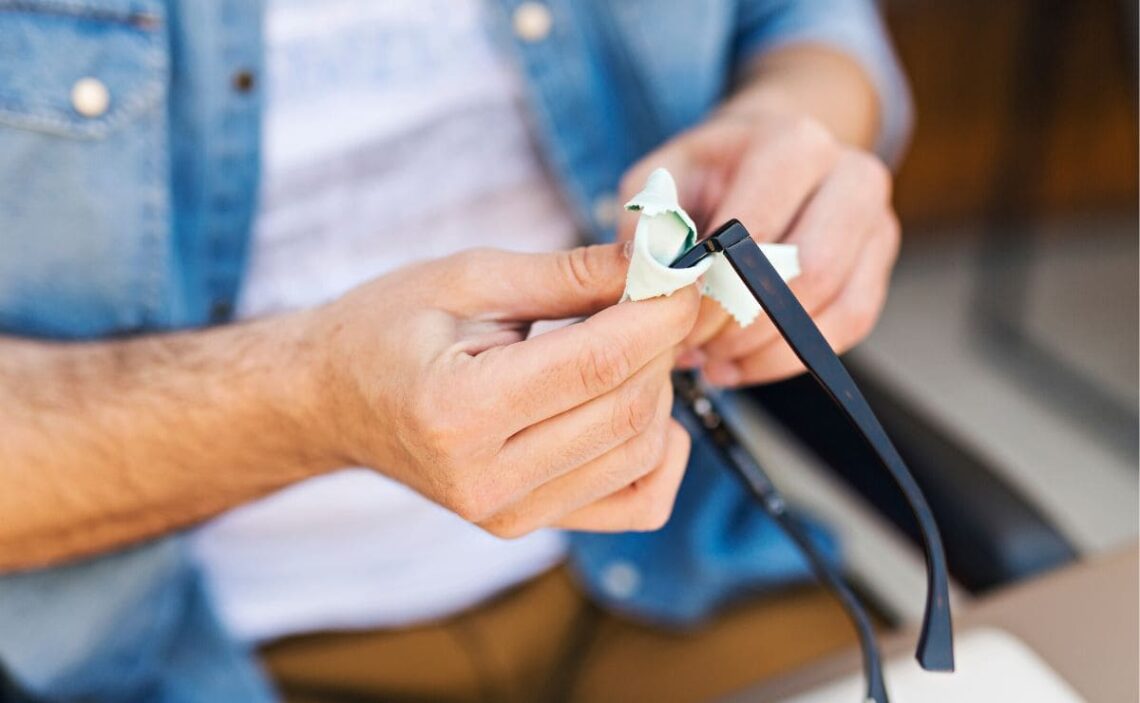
[618,108,900,387]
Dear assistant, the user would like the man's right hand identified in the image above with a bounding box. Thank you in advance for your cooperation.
[295,244,701,537]
[0,243,697,569]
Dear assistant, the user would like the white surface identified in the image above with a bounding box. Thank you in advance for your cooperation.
[192,0,575,642]
[1019,224,1138,406]
[780,628,1085,703]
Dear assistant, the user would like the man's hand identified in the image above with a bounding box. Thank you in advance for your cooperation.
[0,243,699,569]
[305,244,700,537]
[618,47,901,387]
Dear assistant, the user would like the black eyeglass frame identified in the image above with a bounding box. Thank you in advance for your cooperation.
[669,219,955,701]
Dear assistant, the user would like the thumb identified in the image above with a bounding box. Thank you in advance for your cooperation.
[451,243,632,320]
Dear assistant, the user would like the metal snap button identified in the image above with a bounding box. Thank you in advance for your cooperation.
[71,77,110,118]
[513,2,552,42]
[601,561,641,599]
[232,70,256,93]
[209,299,234,322]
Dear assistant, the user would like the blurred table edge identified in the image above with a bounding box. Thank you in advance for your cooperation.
[725,543,1139,703]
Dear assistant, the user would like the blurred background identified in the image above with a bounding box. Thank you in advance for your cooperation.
[737,0,1138,625]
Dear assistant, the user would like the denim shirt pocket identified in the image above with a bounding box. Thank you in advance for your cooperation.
[0,0,171,339]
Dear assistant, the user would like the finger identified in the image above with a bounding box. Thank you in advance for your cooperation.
[704,212,899,386]
[498,352,674,489]
[554,420,691,533]
[475,284,699,430]
[680,295,733,352]
[678,123,840,361]
[443,244,631,320]
[781,150,892,313]
[702,151,892,363]
[706,117,840,243]
[701,314,780,366]
[479,387,676,538]
[618,123,753,239]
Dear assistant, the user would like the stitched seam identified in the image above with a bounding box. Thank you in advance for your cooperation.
[0,80,164,138]
[0,1,161,26]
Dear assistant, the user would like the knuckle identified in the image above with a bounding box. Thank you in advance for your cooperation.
[848,151,893,202]
[448,247,498,288]
[631,484,674,532]
[790,116,835,154]
[625,422,667,476]
[850,295,884,341]
[480,514,531,540]
[578,341,633,396]
[413,396,466,455]
[613,380,661,439]
[438,476,476,520]
[643,504,673,531]
[558,246,597,295]
[442,477,501,524]
[411,380,494,457]
[883,211,902,248]
[797,246,841,299]
[667,286,702,334]
[836,292,883,349]
[630,426,686,531]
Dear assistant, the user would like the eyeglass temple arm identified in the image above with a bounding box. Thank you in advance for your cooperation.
[672,372,889,703]
[673,221,955,672]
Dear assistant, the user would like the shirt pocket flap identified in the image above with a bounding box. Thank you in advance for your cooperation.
[0,0,167,139]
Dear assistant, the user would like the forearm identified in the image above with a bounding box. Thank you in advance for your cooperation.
[726,44,881,150]
[0,313,337,571]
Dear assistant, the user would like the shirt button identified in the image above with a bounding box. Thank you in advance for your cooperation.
[209,300,233,322]
[71,77,110,118]
[592,193,619,228]
[601,560,641,600]
[513,2,552,42]
[232,69,256,93]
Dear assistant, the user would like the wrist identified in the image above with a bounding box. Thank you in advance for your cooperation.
[720,79,801,121]
[725,45,880,149]
[254,308,350,478]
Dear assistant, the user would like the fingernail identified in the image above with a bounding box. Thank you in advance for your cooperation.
[621,240,635,261]
[676,348,707,369]
[703,360,741,387]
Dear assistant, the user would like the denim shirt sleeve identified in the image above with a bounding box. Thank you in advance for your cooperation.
[0,539,274,703]
[734,0,915,166]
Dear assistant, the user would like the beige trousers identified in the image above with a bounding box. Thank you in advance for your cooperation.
[260,565,855,703]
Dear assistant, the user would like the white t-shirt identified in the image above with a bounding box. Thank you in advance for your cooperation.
[191,0,579,643]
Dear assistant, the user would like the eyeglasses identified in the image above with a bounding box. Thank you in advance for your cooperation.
[669,220,955,703]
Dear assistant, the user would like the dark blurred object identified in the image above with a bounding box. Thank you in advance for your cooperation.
[1,664,37,703]
[884,0,1138,225]
[967,0,1139,460]
[747,373,1079,595]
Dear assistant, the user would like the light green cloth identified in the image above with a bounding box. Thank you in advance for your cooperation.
[622,168,800,327]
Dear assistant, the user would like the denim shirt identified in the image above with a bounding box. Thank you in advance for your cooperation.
[0,1,910,700]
